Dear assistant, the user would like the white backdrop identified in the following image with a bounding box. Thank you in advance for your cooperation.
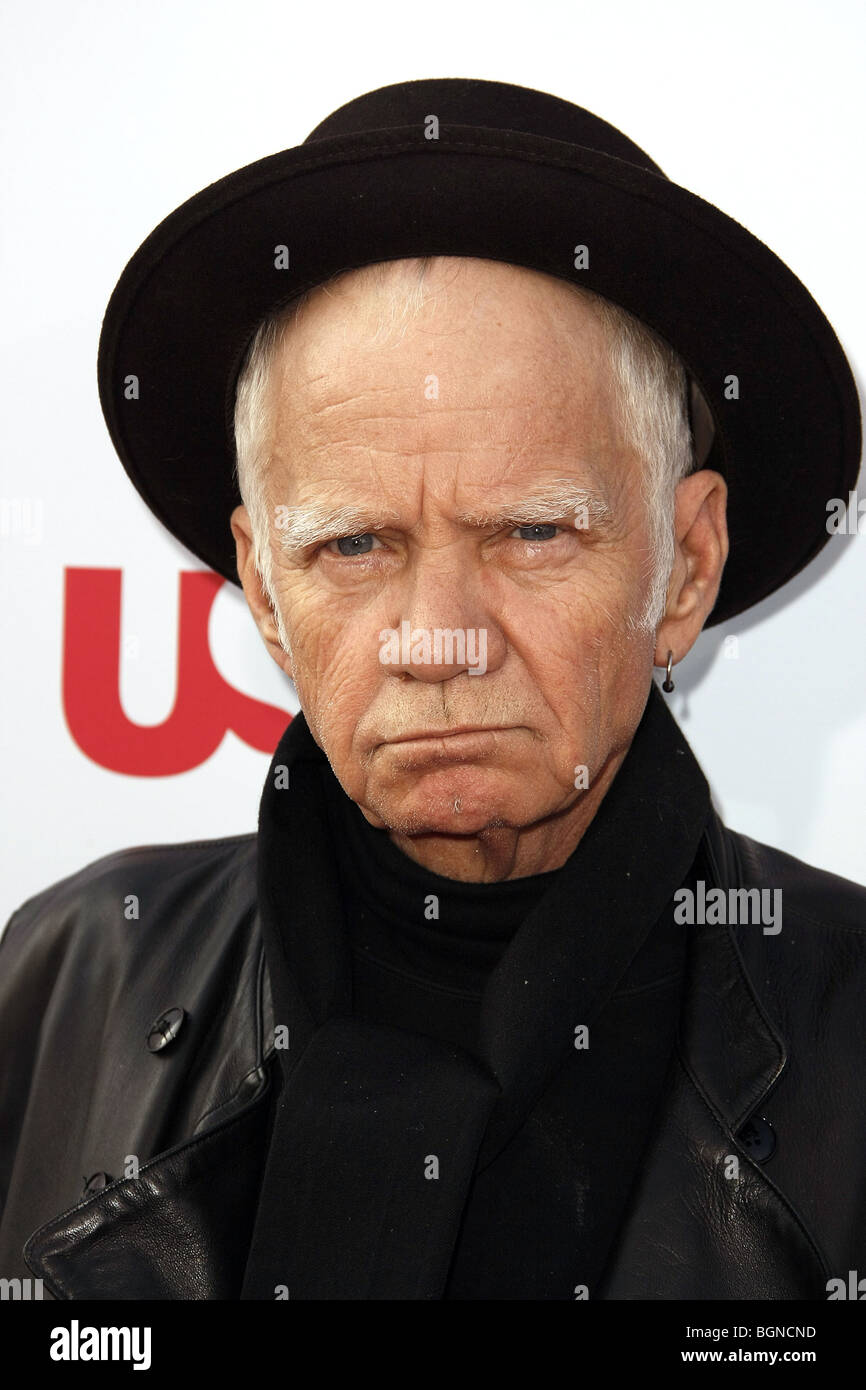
[1,0,864,932]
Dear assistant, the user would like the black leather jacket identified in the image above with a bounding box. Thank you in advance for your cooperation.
[2,753,866,1300]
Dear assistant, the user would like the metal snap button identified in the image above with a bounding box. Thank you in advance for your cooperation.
[146,1006,186,1052]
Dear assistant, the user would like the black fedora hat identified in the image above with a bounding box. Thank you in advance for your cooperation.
[97,76,861,627]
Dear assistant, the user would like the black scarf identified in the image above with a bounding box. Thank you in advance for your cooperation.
[241,681,711,1299]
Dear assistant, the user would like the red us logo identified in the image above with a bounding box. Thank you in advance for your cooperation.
[63,568,292,775]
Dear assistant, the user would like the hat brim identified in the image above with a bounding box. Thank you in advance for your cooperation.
[97,124,862,627]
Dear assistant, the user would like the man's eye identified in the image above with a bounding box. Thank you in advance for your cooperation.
[326,533,381,557]
[511,523,559,542]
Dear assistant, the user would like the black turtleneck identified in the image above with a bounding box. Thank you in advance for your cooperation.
[325,785,565,1056]
[323,770,691,1082]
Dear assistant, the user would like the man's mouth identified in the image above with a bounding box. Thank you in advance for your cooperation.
[387,725,516,745]
[375,726,523,765]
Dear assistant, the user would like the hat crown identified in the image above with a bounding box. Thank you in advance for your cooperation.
[303,76,666,177]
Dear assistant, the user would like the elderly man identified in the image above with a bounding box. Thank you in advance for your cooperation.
[0,78,864,1303]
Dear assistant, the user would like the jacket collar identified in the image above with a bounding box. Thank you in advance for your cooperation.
[25,688,825,1299]
[681,811,787,1132]
[596,808,829,1298]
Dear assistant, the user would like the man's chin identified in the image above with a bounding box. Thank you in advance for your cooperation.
[360,765,528,837]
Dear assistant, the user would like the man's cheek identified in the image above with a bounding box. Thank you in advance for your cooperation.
[281,600,339,683]
[301,643,376,726]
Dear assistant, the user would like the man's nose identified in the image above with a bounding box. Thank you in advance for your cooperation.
[379,557,504,682]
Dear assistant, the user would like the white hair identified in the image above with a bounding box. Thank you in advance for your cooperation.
[232,256,697,648]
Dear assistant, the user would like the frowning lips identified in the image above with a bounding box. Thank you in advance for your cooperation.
[382,725,519,745]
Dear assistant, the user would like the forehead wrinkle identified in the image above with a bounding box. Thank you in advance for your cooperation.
[274,330,603,430]
[276,414,604,477]
[271,339,615,484]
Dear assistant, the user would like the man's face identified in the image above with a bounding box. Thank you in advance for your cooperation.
[251,259,660,850]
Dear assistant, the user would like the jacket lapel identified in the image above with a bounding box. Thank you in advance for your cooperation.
[596,815,829,1299]
[24,1075,276,1299]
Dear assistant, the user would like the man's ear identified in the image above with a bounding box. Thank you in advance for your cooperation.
[230,504,293,678]
[654,469,729,672]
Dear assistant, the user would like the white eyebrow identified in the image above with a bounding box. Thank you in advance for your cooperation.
[274,481,613,553]
[275,504,394,551]
[456,482,613,530]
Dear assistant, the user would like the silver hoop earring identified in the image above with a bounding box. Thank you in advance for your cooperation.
[662,650,675,693]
